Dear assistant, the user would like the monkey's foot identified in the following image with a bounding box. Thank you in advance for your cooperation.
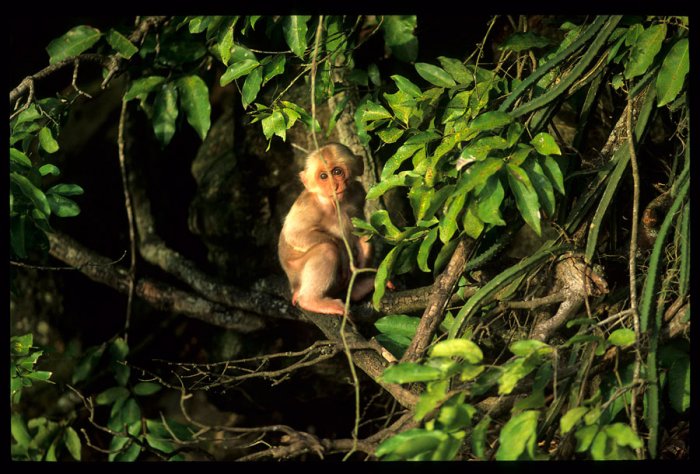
[297,296,346,315]
[351,276,375,301]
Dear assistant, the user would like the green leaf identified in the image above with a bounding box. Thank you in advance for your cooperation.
[414,380,449,421]
[11,415,31,446]
[10,148,32,168]
[604,423,643,449]
[560,407,589,434]
[383,90,416,126]
[241,66,263,109]
[415,62,456,88]
[495,410,539,460]
[506,164,541,236]
[509,340,553,357]
[438,56,473,85]
[668,355,690,412]
[373,245,401,309]
[382,363,443,384]
[220,59,260,86]
[625,23,667,80]
[442,90,471,123]
[656,39,689,107]
[47,194,80,217]
[262,54,286,85]
[574,424,599,453]
[46,25,101,64]
[283,15,311,59]
[607,328,635,347]
[360,100,393,122]
[439,190,466,243]
[417,227,439,272]
[368,63,381,86]
[429,339,483,363]
[498,356,540,395]
[475,175,506,226]
[468,111,513,135]
[152,83,179,146]
[540,156,565,195]
[106,29,138,59]
[124,76,166,102]
[381,15,418,63]
[63,427,82,460]
[462,203,483,239]
[47,183,84,196]
[39,127,59,153]
[96,386,130,405]
[375,314,420,339]
[530,132,561,155]
[261,110,287,141]
[391,74,422,98]
[176,75,211,140]
[366,171,416,201]
[522,159,556,217]
[38,164,60,176]
[122,398,142,425]
[72,344,105,384]
[498,32,552,51]
[377,127,405,144]
[133,382,162,396]
[10,172,50,216]
[10,216,27,259]
[217,19,235,66]
[472,415,491,459]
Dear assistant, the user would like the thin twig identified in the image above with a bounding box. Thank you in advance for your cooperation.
[626,91,643,459]
[71,59,93,99]
[117,98,136,343]
[10,250,127,271]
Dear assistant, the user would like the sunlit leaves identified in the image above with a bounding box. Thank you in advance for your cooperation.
[438,56,473,85]
[38,127,59,154]
[624,23,667,80]
[124,76,166,102]
[46,25,101,64]
[152,82,179,146]
[382,363,443,384]
[176,75,211,140]
[415,62,456,88]
[283,15,311,59]
[220,59,260,86]
[106,29,138,59]
[429,339,483,363]
[656,39,689,107]
[498,32,552,52]
[530,132,561,155]
[506,164,541,236]
[381,15,418,63]
[495,410,540,460]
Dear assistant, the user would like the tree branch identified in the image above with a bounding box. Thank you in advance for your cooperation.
[47,231,266,332]
[401,238,475,362]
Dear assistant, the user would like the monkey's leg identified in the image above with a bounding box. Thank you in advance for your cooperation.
[296,243,346,315]
[350,274,375,301]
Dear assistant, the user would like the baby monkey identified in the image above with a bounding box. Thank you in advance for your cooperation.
[278,143,374,315]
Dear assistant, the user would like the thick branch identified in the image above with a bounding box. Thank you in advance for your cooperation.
[47,231,265,332]
[304,312,419,409]
[401,238,474,362]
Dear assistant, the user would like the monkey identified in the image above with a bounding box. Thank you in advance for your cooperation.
[278,143,375,315]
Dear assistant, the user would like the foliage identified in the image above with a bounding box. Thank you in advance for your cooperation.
[9,14,689,461]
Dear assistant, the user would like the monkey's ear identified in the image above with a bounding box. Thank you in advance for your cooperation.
[299,170,309,189]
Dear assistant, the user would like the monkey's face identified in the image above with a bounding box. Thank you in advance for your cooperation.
[316,163,349,200]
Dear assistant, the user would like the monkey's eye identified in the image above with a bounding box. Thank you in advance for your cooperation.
[319,172,328,180]
[331,167,344,176]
